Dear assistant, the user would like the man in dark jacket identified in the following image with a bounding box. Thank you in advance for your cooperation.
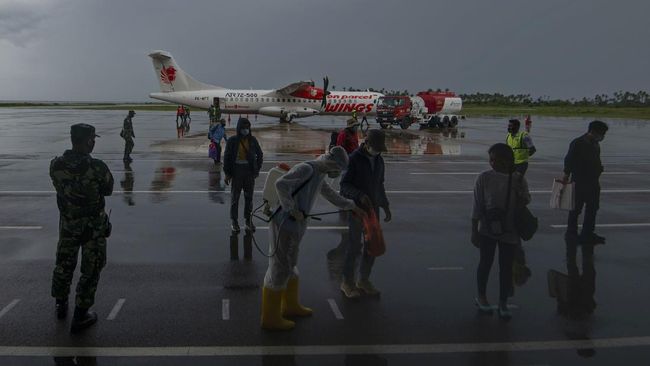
[223,118,263,233]
[563,120,608,245]
[339,129,392,298]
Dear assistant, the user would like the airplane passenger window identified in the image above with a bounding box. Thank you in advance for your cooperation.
[245,98,249,102]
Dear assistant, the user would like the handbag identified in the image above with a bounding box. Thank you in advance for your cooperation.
[364,209,386,257]
[514,174,538,241]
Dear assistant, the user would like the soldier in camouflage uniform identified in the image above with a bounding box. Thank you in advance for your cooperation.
[50,123,114,333]
[121,110,136,162]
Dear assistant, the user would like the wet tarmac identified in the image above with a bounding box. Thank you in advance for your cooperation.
[1,109,650,365]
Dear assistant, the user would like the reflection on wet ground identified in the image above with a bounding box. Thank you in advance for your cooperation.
[150,166,177,202]
[154,123,463,156]
[548,239,598,358]
[120,161,135,206]
[223,232,259,290]
[208,166,226,204]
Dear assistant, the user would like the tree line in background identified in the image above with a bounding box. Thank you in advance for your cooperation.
[332,86,650,107]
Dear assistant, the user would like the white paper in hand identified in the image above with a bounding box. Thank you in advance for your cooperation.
[550,180,575,211]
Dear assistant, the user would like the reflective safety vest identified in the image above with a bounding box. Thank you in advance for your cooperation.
[506,131,529,164]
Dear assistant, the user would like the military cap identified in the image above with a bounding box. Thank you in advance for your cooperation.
[70,123,100,139]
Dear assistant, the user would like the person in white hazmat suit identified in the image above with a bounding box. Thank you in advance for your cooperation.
[261,146,365,330]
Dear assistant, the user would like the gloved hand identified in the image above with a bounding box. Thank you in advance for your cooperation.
[289,209,305,222]
[351,204,366,219]
[225,175,232,185]
[382,206,392,223]
[359,194,373,210]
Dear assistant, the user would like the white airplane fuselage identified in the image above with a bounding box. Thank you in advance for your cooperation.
[149,89,383,118]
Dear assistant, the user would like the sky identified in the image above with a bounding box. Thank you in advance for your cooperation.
[0,0,649,102]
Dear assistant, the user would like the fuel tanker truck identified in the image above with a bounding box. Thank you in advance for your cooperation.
[375,91,463,129]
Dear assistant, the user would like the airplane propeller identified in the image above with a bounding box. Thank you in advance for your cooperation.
[320,76,329,110]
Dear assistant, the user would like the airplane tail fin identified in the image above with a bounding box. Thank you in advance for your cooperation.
[148,50,222,92]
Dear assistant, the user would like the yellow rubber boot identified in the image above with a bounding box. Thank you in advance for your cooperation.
[282,277,313,317]
[261,287,295,331]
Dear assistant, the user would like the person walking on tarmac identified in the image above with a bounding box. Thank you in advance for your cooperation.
[336,118,360,154]
[184,106,192,133]
[208,119,227,165]
[224,118,263,233]
[208,105,216,127]
[340,129,392,298]
[351,109,358,121]
[176,105,184,126]
[50,123,114,333]
[261,146,365,330]
[120,110,135,162]
[563,121,608,245]
[506,119,536,176]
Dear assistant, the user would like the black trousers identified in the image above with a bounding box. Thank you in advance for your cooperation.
[230,164,254,221]
[477,235,516,303]
[514,162,528,176]
[567,181,600,237]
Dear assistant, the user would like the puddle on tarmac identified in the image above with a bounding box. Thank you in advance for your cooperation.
[153,123,463,156]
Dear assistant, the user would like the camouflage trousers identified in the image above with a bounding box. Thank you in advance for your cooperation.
[123,138,134,157]
[52,213,108,309]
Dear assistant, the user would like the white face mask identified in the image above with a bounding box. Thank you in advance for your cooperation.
[367,146,380,156]
[240,128,250,136]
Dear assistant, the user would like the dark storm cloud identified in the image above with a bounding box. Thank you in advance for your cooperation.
[0,0,648,101]
[0,1,51,46]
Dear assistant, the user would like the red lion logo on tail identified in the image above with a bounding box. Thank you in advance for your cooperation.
[160,65,177,84]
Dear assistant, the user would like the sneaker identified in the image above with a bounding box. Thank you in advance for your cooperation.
[474,297,493,314]
[340,281,361,299]
[591,233,606,245]
[356,279,381,296]
[579,233,606,245]
[498,304,512,321]
[231,220,240,233]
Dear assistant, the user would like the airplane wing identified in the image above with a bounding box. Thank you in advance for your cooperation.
[273,81,315,96]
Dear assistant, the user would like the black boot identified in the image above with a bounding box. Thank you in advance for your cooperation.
[55,299,68,320]
[70,306,98,333]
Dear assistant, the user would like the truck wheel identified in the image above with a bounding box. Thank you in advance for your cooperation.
[400,117,411,130]
[428,116,440,128]
[451,116,458,126]
[442,116,450,128]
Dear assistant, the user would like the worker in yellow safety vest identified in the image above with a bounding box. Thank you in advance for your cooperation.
[506,119,536,176]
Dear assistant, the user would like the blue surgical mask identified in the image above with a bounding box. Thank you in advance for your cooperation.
[241,129,250,136]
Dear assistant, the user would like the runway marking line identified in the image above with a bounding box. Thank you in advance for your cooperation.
[0,299,20,319]
[3,336,650,356]
[222,299,230,321]
[0,226,43,230]
[327,298,344,320]
[107,299,126,320]
[551,223,650,228]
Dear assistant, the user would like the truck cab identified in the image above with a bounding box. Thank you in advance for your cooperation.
[376,96,413,129]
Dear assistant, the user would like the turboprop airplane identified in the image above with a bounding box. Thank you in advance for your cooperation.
[148,50,383,122]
